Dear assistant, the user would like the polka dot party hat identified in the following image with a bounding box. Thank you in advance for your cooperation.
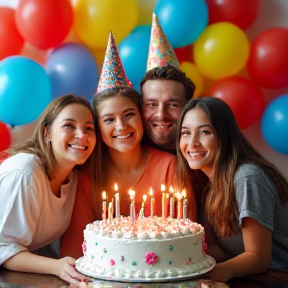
[95,31,132,94]
[146,13,180,71]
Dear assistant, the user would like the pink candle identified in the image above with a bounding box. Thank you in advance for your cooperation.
[129,189,136,225]
[182,189,188,219]
[114,183,120,218]
[102,191,107,221]
[169,186,175,218]
[149,188,155,217]
[177,192,183,219]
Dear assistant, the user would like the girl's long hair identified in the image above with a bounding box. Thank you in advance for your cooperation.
[176,97,288,237]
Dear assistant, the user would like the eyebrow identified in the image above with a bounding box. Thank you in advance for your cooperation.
[62,118,94,125]
[181,124,211,129]
[100,107,136,118]
[146,97,181,103]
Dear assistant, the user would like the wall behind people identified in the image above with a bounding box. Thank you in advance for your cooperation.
[0,0,287,179]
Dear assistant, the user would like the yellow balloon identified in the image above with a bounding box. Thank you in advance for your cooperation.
[74,0,138,49]
[193,22,250,80]
[135,0,157,25]
[180,61,204,98]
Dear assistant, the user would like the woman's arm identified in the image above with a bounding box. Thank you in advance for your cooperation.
[207,217,271,282]
[3,251,88,283]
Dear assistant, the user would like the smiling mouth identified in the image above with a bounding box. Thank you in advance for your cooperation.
[188,151,207,157]
[152,123,172,129]
[68,144,88,150]
[113,132,134,139]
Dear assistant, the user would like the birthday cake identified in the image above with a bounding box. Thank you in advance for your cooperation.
[76,216,214,280]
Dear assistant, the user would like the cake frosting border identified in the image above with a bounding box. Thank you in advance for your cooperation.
[76,255,215,283]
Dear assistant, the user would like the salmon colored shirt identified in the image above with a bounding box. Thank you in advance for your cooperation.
[60,147,196,259]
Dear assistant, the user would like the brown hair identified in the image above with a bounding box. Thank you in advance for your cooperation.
[140,65,196,102]
[176,97,288,237]
[8,94,96,180]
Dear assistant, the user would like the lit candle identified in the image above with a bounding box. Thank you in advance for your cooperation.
[114,183,120,218]
[169,186,175,218]
[182,189,188,219]
[161,184,166,218]
[149,188,155,217]
[108,200,113,220]
[139,195,147,217]
[102,191,107,221]
[129,189,136,225]
[177,192,183,219]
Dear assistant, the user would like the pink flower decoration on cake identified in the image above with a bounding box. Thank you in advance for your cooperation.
[202,237,207,253]
[145,252,158,265]
[109,259,115,266]
[82,241,87,255]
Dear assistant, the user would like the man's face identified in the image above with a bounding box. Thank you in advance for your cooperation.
[141,79,186,150]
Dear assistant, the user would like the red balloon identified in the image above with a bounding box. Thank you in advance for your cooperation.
[0,7,24,60]
[15,0,73,49]
[174,44,193,65]
[0,122,11,152]
[207,76,265,130]
[247,27,288,89]
[206,0,261,30]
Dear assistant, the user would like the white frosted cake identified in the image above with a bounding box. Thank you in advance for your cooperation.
[76,216,214,280]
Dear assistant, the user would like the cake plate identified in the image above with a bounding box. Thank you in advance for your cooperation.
[76,255,215,283]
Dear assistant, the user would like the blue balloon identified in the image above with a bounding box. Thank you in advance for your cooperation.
[261,95,288,155]
[0,56,51,126]
[154,0,208,48]
[119,25,151,92]
[46,43,99,101]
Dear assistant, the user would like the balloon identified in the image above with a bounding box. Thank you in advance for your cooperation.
[180,61,204,98]
[194,22,250,80]
[0,7,24,60]
[74,0,138,49]
[174,44,193,65]
[207,76,265,130]
[261,95,288,155]
[119,25,151,92]
[247,28,288,89]
[0,122,11,152]
[46,43,99,101]
[135,0,157,25]
[15,0,73,49]
[0,56,51,126]
[154,0,208,48]
[21,42,47,66]
[206,0,261,30]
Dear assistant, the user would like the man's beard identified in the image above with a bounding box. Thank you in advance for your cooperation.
[145,125,176,150]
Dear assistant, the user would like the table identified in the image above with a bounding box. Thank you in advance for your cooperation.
[0,268,288,288]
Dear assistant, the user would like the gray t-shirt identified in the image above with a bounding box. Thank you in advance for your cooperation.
[216,163,288,269]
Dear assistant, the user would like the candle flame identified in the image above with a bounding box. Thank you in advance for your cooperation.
[176,192,182,200]
[114,183,118,191]
[149,188,153,197]
[129,189,135,200]
[161,184,166,192]
[143,195,147,202]
[102,191,106,200]
[181,189,186,198]
[169,186,174,193]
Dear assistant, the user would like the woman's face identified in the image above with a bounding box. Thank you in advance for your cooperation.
[48,103,96,169]
[97,95,143,153]
[179,107,219,177]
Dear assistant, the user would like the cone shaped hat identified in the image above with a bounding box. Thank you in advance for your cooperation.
[146,13,180,71]
[96,31,132,94]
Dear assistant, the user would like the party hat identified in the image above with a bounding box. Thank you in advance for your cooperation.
[96,31,132,94]
[146,13,180,71]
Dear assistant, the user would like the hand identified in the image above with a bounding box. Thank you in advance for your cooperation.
[198,279,230,288]
[206,263,231,283]
[54,256,90,284]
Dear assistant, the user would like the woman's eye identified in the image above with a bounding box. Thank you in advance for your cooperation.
[181,131,190,136]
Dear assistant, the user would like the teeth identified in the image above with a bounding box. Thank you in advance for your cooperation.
[188,152,206,157]
[115,133,132,139]
[69,144,86,150]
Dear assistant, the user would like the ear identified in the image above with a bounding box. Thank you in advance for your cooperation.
[43,127,51,142]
